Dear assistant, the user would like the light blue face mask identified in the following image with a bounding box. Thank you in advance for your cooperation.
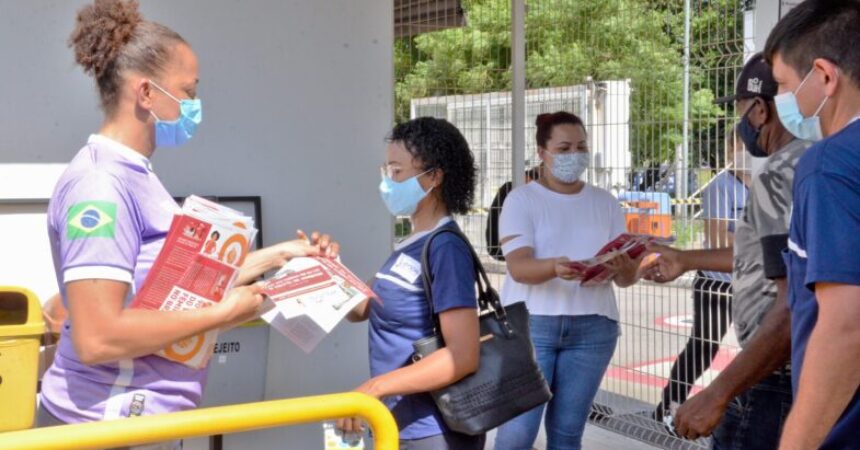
[378,169,433,216]
[548,151,590,183]
[150,80,202,148]
[774,68,828,142]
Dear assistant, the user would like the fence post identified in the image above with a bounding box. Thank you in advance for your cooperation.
[511,0,526,188]
[677,0,692,219]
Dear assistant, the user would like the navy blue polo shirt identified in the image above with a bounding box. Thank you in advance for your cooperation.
[784,119,860,448]
[368,219,478,439]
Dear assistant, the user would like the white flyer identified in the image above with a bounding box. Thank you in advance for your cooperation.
[261,257,374,353]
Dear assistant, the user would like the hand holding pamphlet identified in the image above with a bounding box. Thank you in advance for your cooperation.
[130,195,257,369]
[261,256,374,353]
[561,233,674,286]
[323,422,364,449]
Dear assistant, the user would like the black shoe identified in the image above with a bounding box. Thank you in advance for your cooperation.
[651,403,680,438]
[652,405,665,423]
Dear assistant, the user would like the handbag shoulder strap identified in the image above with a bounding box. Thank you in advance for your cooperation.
[419,224,505,335]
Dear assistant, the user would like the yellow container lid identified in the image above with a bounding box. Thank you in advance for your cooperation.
[0,286,45,338]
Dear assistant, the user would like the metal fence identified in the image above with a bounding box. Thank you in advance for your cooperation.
[394,1,753,448]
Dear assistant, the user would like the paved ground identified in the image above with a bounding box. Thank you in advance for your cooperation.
[485,423,661,450]
[605,278,738,405]
[581,425,662,450]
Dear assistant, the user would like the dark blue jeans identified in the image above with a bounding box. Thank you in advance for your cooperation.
[711,371,793,450]
[495,314,619,450]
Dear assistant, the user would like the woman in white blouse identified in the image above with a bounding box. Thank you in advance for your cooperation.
[494,111,641,450]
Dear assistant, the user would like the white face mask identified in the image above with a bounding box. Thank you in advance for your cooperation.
[548,151,590,183]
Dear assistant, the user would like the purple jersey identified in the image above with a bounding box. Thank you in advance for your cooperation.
[40,135,207,423]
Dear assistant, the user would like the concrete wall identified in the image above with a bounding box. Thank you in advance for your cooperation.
[0,1,393,448]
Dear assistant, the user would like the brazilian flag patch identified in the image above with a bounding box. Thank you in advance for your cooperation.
[67,201,117,239]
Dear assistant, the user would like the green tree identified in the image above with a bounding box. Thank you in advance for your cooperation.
[395,0,740,166]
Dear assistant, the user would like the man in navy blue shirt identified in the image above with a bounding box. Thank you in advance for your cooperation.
[764,1,860,448]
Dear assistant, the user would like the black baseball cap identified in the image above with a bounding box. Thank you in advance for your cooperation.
[714,53,778,104]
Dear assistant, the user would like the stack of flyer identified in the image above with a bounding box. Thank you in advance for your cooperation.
[130,195,256,368]
[562,233,674,286]
[261,256,374,353]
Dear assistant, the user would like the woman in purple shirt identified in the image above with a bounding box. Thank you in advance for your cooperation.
[38,0,337,442]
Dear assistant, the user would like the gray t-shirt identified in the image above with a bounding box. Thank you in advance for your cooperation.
[732,139,810,348]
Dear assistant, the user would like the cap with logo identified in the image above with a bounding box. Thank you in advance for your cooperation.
[714,52,778,104]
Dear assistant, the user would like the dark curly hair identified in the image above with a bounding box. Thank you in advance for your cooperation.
[68,0,186,115]
[388,117,476,215]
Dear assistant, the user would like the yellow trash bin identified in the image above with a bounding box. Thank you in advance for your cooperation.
[0,287,44,432]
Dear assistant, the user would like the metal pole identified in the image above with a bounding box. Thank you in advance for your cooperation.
[743,4,756,58]
[678,0,691,215]
[511,0,526,187]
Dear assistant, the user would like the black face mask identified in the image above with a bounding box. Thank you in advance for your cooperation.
[737,101,769,158]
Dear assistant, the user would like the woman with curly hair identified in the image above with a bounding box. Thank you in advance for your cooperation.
[38,0,336,441]
[338,117,484,449]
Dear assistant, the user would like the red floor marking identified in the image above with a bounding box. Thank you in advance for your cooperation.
[606,348,739,390]
[655,314,695,329]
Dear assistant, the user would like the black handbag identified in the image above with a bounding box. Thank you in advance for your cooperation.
[411,226,552,436]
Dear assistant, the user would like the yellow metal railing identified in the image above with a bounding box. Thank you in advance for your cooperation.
[0,392,398,450]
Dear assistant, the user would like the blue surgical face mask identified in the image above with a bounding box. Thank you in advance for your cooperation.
[150,80,202,148]
[378,169,433,216]
[774,69,828,142]
[738,102,768,158]
[548,151,590,183]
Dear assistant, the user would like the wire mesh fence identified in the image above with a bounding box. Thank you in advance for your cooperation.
[394,1,752,447]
